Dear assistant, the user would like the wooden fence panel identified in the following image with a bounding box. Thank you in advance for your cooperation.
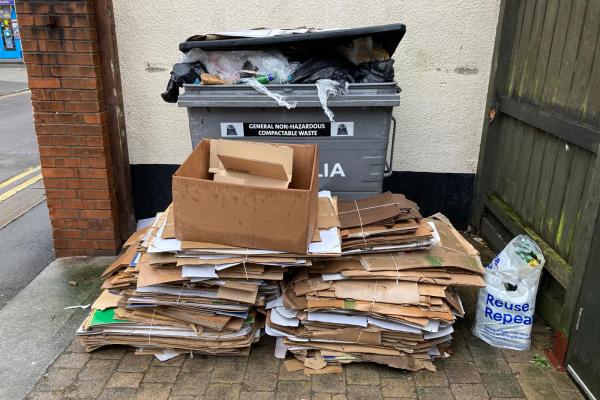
[473,0,600,336]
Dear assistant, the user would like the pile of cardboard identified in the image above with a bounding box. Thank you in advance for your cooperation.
[77,139,342,359]
[337,193,432,254]
[265,195,486,373]
[76,138,483,371]
[77,211,264,356]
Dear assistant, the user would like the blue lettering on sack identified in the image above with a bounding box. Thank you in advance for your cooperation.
[484,294,532,325]
[485,257,501,270]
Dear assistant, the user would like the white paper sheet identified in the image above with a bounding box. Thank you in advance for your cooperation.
[147,216,182,253]
[266,297,284,310]
[154,348,184,361]
[274,337,289,358]
[265,322,287,337]
[136,217,155,230]
[135,285,218,298]
[321,273,345,281]
[307,311,368,327]
[308,227,341,254]
[367,317,422,334]
[270,307,300,327]
[181,265,218,278]
[276,306,298,319]
[424,324,454,339]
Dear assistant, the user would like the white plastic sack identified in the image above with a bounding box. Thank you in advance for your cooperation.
[472,235,544,350]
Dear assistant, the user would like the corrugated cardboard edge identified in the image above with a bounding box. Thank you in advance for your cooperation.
[173,139,318,254]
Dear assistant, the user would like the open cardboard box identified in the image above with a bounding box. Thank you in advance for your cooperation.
[173,139,318,253]
[210,139,294,189]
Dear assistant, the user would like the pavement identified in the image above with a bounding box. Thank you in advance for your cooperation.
[0,64,28,96]
[12,241,585,400]
[0,66,55,310]
[0,257,112,400]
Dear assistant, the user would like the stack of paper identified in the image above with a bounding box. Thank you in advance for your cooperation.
[77,192,342,358]
[265,194,486,373]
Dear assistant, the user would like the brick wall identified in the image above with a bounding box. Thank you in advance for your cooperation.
[16,1,132,257]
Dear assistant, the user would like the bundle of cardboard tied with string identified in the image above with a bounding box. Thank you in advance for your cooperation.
[77,139,343,360]
[265,192,485,374]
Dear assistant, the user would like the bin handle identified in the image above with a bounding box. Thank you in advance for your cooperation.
[384,116,397,177]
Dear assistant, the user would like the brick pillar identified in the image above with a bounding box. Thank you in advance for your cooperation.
[16,1,134,256]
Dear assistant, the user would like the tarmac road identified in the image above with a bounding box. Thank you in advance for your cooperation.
[0,67,54,310]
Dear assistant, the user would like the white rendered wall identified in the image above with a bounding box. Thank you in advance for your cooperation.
[113,0,500,174]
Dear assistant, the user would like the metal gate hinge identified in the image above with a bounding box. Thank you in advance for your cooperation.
[575,307,583,331]
[488,108,497,125]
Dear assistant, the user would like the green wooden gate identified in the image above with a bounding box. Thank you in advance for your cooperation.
[472,0,600,339]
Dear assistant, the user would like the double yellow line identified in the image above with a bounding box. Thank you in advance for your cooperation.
[0,165,43,203]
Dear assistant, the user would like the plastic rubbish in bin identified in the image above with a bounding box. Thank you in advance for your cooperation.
[246,78,297,109]
[472,235,545,350]
[290,58,356,84]
[164,25,404,104]
[316,79,349,121]
[179,48,299,107]
[354,59,395,83]
[200,73,230,85]
[181,48,294,83]
[161,62,206,103]
[290,55,394,84]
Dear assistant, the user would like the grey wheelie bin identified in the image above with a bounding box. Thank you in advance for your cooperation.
[176,24,404,199]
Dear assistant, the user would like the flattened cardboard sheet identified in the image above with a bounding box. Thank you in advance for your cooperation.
[338,192,399,229]
[92,290,121,310]
[333,280,420,306]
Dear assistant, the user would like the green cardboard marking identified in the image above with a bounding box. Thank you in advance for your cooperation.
[343,299,356,309]
[89,308,128,326]
[426,255,443,267]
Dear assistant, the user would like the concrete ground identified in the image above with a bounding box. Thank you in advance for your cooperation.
[20,242,584,400]
[23,292,585,400]
[0,66,54,310]
[0,64,28,96]
[0,257,111,400]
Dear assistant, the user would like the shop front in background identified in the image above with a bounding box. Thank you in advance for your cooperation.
[0,0,22,62]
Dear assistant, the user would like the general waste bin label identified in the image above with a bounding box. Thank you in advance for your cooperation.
[220,122,354,137]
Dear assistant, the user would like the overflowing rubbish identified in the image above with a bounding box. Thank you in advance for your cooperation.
[78,140,484,373]
[290,58,355,84]
[245,78,297,109]
[316,79,348,121]
[162,24,404,121]
[80,19,487,376]
[161,62,206,103]
[473,235,544,350]
[181,49,296,84]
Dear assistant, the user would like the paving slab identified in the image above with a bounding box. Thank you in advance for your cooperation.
[0,256,112,400]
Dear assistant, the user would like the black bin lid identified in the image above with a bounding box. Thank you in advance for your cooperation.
[179,24,406,57]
